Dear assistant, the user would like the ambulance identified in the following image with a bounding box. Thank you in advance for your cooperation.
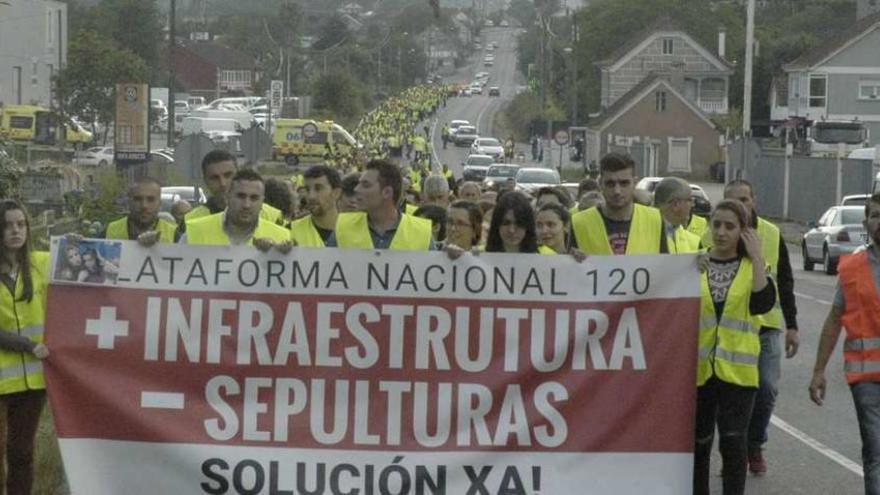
[0,105,93,147]
[272,119,359,166]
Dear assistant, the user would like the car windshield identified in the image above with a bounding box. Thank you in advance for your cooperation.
[518,170,560,183]
[839,209,865,225]
[459,127,476,134]
[478,139,501,147]
[467,156,494,166]
[488,166,518,178]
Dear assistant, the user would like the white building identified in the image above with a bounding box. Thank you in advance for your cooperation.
[0,0,67,107]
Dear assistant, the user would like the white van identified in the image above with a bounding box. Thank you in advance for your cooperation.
[181,117,239,136]
[188,109,254,130]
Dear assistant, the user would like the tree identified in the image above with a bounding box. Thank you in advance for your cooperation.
[97,0,162,76]
[54,30,150,142]
[0,137,22,199]
[311,70,368,123]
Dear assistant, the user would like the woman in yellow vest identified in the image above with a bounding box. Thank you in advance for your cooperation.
[694,199,776,495]
[485,192,540,254]
[445,201,483,252]
[0,200,50,495]
[535,203,571,255]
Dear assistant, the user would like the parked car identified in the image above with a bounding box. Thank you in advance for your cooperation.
[462,154,496,181]
[160,192,182,213]
[161,186,207,205]
[471,137,505,160]
[514,167,561,194]
[635,177,663,192]
[841,194,870,207]
[802,205,867,274]
[483,164,521,190]
[488,87,501,97]
[690,184,712,217]
[453,126,479,146]
[73,146,114,167]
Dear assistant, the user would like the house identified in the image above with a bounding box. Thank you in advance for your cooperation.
[596,19,733,116]
[0,0,67,107]
[771,12,880,144]
[172,39,260,97]
[585,76,723,180]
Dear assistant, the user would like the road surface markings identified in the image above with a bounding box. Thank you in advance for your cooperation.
[795,291,832,305]
[771,414,864,477]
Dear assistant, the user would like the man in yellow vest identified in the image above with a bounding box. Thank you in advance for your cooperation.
[724,179,799,476]
[182,169,290,246]
[290,165,341,247]
[810,193,880,495]
[105,177,178,243]
[327,159,433,250]
[571,152,666,255]
[653,177,701,254]
[185,150,282,224]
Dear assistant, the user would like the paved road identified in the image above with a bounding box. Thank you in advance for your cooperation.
[429,28,868,495]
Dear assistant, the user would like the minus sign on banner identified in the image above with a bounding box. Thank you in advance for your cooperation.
[140,392,185,410]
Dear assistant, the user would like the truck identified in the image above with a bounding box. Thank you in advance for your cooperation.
[807,120,869,157]
[272,119,360,166]
[0,105,93,147]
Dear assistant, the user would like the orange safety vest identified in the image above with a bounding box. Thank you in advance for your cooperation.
[838,249,880,385]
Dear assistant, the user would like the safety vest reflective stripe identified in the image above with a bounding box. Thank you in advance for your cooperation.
[18,325,44,339]
[845,338,880,351]
[698,346,760,366]
[756,217,783,329]
[0,360,43,380]
[699,316,756,335]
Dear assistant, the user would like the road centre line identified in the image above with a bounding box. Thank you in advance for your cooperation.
[795,291,832,305]
[771,414,864,477]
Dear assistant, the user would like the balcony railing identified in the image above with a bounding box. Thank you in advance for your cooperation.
[699,99,728,114]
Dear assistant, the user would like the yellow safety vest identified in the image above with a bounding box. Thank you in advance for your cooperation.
[290,215,327,248]
[404,203,419,216]
[571,204,663,255]
[185,212,290,246]
[756,217,782,329]
[106,217,177,243]
[698,257,762,388]
[0,252,49,394]
[668,226,701,254]
[335,212,432,251]
[187,203,283,224]
[687,215,708,239]
[538,245,557,255]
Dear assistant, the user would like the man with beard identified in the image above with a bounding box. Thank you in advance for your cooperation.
[290,165,341,247]
[105,177,178,243]
[182,169,289,246]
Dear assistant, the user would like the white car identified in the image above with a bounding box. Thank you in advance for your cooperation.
[161,186,207,205]
[448,120,471,137]
[471,138,504,160]
[73,146,114,167]
[514,167,561,194]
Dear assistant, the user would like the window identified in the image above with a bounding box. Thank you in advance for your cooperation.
[809,75,827,108]
[775,80,789,105]
[9,116,33,129]
[859,81,880,100]
[662,38,674,55]
[655,91,667,112]
[667,138,692,172]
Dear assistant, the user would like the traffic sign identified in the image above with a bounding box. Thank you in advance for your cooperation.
[270,80,283,112]
[554,129,570,146]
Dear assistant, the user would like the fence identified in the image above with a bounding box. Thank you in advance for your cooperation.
[728,137,875,224]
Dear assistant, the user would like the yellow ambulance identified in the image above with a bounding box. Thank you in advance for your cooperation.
[272,119,359,166]
[0,105,93,147]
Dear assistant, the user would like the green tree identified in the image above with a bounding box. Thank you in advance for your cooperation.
[97,0,162,74]
[54,30,150,142]
[311,70,368,122]
[0,136,22,199]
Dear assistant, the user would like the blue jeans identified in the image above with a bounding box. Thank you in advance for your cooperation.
[852,381,880,495]
[748,328,782,451]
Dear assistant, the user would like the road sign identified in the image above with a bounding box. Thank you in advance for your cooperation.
[554,129,570,146]
[270,80,283,112]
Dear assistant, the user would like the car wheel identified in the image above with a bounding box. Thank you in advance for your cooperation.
[98,160,108,167]
[285,155,299,167]
[802,243,814,272]
[823,246,837,275]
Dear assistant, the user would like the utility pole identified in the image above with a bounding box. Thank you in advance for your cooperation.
[167,0,176,148]
[571,11,579,126]
[742,0,755,136]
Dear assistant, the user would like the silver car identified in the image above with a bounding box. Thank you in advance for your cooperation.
[802,205,867,274]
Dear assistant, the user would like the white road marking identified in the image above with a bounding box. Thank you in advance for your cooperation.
[771,414,864,477]
[795,291,832,305]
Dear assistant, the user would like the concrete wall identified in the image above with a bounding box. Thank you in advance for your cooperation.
[730,139,875,223]
[0,0,67,107]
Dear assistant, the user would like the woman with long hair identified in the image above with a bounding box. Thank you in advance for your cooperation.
[485,192,539,253]
[445,201,483,252]
[535,203,571,254]
[0,199,50,494]
[77,246,119,284]
[694,199,776,495]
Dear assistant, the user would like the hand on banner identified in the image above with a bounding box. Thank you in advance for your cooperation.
[137,231,160,248]
[253,238,277,253]
[696,253,710,273]
[570,249,588,263]
[31,343,49,360]
[274,240,294,254]
[445,243,467,260]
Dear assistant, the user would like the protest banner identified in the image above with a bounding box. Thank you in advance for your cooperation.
[45,238,700,494]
